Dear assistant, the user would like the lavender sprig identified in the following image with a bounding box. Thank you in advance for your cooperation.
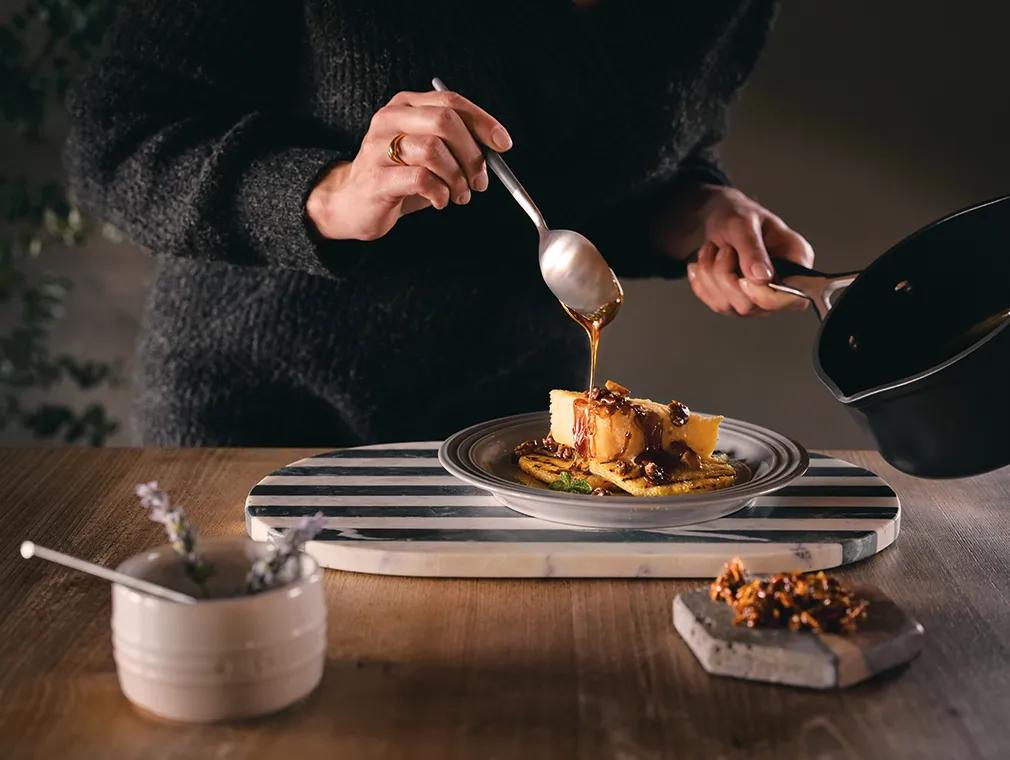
[135,482,214,593]
[245,512,325,594]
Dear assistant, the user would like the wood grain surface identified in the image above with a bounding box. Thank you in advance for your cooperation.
[0,448,1007,759]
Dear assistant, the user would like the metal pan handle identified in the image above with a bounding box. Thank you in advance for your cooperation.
[766,259,860,320]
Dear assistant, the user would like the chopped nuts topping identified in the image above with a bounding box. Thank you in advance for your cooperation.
[668,400,690,426]
[710,558,869,634]
[612,459,642,479]
[513,434,574,461]
[585,385,634,417]
[643,460,666,484]
[604,379,630,396]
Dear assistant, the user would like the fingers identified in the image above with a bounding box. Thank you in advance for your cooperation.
[740,279,810,311]
[690,242,786,317]
[685,185,817,314]
[380,166,451,212]
[723,214,774,284]
[690,243,809,315]
[366,88,512,212]
[318,88,510,241]
[688,241,732,315]
[393,133,471,205]
[712,245,760,316]
[389,90,512,152]
[371,104,488,195]
[763,215,816,268]
[758,217,814,310]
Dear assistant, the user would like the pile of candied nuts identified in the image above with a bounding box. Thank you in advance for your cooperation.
[710,558,869,634]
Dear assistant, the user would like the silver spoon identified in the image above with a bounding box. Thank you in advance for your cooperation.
[20,540,198,604]
[431,77,623,318]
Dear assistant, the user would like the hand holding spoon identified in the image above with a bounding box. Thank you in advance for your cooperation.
[431,77,623,320]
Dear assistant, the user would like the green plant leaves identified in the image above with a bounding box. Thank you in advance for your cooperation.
[549,471,594,494]
[20,402,118,445]
[0,0,119,446]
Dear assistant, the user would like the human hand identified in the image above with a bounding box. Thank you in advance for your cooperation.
[685,185,815,316]
[306,90,512,241]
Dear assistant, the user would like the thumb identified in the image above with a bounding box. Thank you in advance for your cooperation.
[726,217,774,284]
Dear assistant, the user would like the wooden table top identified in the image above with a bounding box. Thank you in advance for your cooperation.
[0,447,1008,759]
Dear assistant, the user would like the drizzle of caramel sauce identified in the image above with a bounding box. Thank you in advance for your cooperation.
[570,384,662,462]
[634,405,664,452]
[561,297,622,392]
[572,395,592,459]
[568,385,699,484]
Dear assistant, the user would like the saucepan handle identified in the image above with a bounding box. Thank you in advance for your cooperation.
[766,259,860,320]
[767,258,825,279]
[683,251,858,321]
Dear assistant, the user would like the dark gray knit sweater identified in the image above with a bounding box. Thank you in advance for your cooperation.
[65,0,775,446]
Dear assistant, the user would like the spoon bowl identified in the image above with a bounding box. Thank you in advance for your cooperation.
[538,229,623,317]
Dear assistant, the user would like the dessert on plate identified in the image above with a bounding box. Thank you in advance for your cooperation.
[513,380,738,496]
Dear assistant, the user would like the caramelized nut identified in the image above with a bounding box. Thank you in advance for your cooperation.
[643,460,669,484]
[513,436,575,461]
[604,380,630,396]
[668,400,690,426]
[710,558,869,634]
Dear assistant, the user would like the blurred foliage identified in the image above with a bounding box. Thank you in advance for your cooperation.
[0,0,119,445]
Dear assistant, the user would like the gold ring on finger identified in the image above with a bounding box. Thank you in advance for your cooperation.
[387,133,408,166]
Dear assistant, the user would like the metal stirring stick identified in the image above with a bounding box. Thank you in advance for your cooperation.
[431,78,623,319]
[20,540,198,604]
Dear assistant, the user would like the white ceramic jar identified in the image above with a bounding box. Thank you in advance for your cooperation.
[111,536,325,722]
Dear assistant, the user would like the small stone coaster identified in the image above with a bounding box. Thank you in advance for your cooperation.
[673,586,924,689]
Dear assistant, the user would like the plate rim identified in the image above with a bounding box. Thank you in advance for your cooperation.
[438,411,809,509]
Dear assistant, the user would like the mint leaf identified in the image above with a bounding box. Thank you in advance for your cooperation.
[550,471,573,491]
[550,471,593,494]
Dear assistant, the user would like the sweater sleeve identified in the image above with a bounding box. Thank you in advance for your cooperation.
[65,0,352,278]
[579,131,733,280]
[509,1,774,282]
[668,138,731,190]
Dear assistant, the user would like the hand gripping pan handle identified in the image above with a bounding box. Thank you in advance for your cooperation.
[683,251,860,320]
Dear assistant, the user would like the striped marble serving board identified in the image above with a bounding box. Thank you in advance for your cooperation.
[244,442,900,578]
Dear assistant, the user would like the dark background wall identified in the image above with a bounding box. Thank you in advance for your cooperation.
[604,1,1009,447]
[2,0,1007,446]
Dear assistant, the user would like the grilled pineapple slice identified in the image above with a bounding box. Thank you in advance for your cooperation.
[588,457,737,497]
[518,454,614,491]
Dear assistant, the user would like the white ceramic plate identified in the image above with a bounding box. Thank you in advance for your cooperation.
[439,412,809,528]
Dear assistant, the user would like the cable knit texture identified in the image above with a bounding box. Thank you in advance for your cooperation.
[65,0,776,446]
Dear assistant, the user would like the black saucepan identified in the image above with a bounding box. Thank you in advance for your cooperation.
[768,195,1010,478]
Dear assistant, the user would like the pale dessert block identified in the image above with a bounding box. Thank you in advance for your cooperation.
[549,390,722,462]
[548,389,643,461]
[630,397,723,460]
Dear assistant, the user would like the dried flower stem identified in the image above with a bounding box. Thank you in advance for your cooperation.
[245,513,325,594]
[135,482,214,596]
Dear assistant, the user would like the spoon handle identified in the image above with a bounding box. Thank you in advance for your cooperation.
[20,541,198,604]
[431,77,548,233]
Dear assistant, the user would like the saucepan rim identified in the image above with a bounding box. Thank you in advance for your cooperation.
[811,194,1010,406]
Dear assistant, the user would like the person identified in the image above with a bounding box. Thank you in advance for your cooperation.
[66,0,814,447]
